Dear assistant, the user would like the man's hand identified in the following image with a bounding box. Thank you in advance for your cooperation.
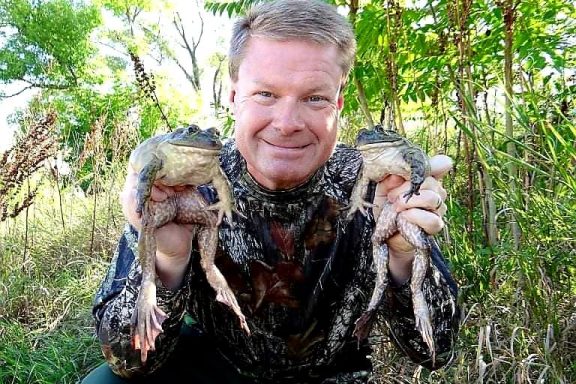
[120,170,194,290]
[373,155,453,284]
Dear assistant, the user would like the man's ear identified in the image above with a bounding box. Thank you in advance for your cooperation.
[228,89,236,105]
[337,93,344,110]
[337,80,346,110]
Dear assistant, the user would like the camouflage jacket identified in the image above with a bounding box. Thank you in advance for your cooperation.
[93,140,460,383]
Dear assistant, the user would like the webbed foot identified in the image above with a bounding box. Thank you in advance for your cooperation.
[131,281,168,363]
[206,200,244,227]
[353,309,376,344]
[215,288,251,335]
[412,290,435,365]
[344,199,375,220]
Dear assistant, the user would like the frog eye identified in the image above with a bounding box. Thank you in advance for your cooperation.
[206,127,220,138]
[187,124,200,134]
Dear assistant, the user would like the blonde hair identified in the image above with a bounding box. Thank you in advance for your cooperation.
[229,0,356,82]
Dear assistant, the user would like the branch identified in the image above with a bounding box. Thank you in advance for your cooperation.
[0,85,35,98]
[194,0,204,52]
[173,12,201,91]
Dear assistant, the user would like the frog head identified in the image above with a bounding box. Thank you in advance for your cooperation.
[165,124,222,151]
[356,124,405,147]
[131,124,225,214]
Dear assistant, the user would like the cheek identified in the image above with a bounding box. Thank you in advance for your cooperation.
[310,107,339,140]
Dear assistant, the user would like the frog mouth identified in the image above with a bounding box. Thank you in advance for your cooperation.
[357,141,400,150]
[167,140,222,151]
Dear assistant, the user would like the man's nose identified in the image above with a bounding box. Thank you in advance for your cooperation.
[272,98,305,134]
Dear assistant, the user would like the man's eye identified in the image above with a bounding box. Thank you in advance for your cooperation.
[306,95,328,103]
[257,91,273,97]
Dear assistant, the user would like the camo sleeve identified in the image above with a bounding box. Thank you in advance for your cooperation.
[384,239,460,370]
[92,224,190,378]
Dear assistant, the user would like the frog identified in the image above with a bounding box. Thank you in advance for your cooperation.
[346,124,436,364]
[129,124,250,363]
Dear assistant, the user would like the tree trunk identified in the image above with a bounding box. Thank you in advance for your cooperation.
[503,0,521,249]
[348,0,374,128]
[354,75,374,128]
[384,0,405,135]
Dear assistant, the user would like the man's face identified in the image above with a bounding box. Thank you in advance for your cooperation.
[230,37,344,190]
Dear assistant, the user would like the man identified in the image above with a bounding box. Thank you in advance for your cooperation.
[82,1,459,383]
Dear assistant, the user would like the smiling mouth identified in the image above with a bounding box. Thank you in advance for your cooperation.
[263,140,309,150]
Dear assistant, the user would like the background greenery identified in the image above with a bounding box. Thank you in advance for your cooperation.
[0,0,574,382]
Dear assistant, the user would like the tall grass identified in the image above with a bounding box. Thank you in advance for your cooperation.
[0,169,124,383]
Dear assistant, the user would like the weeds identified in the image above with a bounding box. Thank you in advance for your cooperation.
[0,112,59,222]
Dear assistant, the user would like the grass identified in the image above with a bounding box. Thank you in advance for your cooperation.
[0,172,122,384]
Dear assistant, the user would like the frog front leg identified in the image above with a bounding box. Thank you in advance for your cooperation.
[346,167,373,220]
[135,155,163,215]
[206,168,236,226]
[401,148,430,201]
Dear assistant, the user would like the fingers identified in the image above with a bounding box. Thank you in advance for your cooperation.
[429,154,453,179]
[398,209,444,235]
[119,170,178,227]
[373,176,447,221]
[376,155,453,197]
[384,175,447,237]
[388,177,447,208]
[398,188,447,217]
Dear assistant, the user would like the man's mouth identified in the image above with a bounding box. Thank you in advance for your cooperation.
[263,139,309,150]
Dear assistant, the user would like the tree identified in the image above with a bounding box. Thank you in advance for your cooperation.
[0,0,101,96]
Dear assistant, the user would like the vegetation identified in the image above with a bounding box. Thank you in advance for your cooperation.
[1,0,574,383]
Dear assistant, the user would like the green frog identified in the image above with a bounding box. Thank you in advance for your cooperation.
[347,125,435,363]
[129,124,250,363]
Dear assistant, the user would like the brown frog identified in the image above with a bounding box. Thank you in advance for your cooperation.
[129,124,250,363]
[347,125,436,363]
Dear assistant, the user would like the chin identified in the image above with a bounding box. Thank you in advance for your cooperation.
[269,172,313,190]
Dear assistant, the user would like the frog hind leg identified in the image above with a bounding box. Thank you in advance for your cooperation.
[353,202,397,343]
[132,210,169,363]
[131,198,177,363]
[397,217,435,365]
[197,226,250,335]
[353,241,389,343]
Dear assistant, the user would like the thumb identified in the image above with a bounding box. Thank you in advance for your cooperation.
[429,155,453,179]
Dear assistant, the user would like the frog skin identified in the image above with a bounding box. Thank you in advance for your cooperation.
[129,124,250,363]
[347,125,436,364]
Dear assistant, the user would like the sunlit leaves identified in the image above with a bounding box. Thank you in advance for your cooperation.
[204,0,262,17]
[0,0,101,88]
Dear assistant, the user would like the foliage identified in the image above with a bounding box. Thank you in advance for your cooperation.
[0,0,102,93]
[0,170,123,383]
[205,0,261,17]
[0,111,58,222]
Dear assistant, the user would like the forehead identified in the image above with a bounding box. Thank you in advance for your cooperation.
[236,37,344,88]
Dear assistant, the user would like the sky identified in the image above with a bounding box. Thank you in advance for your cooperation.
[0,83,34,151]
[0,0,232,152]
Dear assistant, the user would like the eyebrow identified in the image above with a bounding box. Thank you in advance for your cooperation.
[251,79,338,94]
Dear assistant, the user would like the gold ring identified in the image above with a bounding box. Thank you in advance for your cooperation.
[435,197,443,210]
